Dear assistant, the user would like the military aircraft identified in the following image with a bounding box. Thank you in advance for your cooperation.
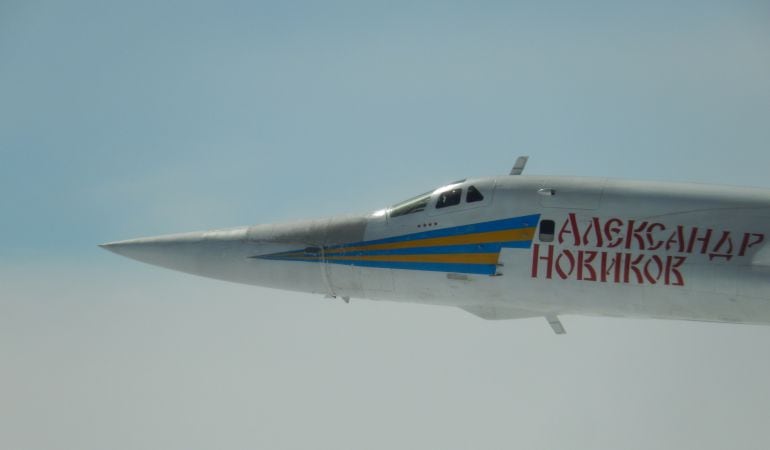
[101,157,770,334]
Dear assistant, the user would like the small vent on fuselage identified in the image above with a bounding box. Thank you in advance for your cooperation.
[539,220,555,242]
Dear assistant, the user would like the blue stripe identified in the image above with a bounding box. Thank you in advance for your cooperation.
[326,214,540,250]
[501,240,533,249]
[261,240,532,260]
[253,214,541,275]
[325,259,497,275]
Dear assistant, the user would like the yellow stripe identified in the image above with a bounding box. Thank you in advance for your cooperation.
[327,253,500,264]
[325,227,535,254]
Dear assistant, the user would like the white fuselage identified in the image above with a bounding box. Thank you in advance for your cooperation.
[102,175,770,325]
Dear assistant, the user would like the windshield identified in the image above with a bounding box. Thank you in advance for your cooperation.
[390,192,431,217]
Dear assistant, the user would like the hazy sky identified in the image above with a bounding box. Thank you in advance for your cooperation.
[2,1,770,449]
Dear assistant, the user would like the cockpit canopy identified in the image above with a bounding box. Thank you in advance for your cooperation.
[389,181,487,218]
[390,192,432,218]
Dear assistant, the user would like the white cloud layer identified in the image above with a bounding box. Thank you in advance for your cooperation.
[3,264,770,450]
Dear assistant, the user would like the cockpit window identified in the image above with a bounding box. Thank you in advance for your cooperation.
[466,185,484,203]
[390,192,431,217]
[436,188,462,209]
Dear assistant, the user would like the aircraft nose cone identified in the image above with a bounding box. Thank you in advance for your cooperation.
[99,228,250,277]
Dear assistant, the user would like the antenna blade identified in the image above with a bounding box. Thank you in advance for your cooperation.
[546,315,566,335]
[510,156,529,175]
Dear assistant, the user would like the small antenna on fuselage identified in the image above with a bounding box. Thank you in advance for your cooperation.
[510,156,529,175]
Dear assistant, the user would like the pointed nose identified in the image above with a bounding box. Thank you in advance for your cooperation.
[99,228,250,277]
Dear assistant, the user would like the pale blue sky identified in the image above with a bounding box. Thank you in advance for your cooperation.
[2,1,770,449]
[3,0,770,260]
